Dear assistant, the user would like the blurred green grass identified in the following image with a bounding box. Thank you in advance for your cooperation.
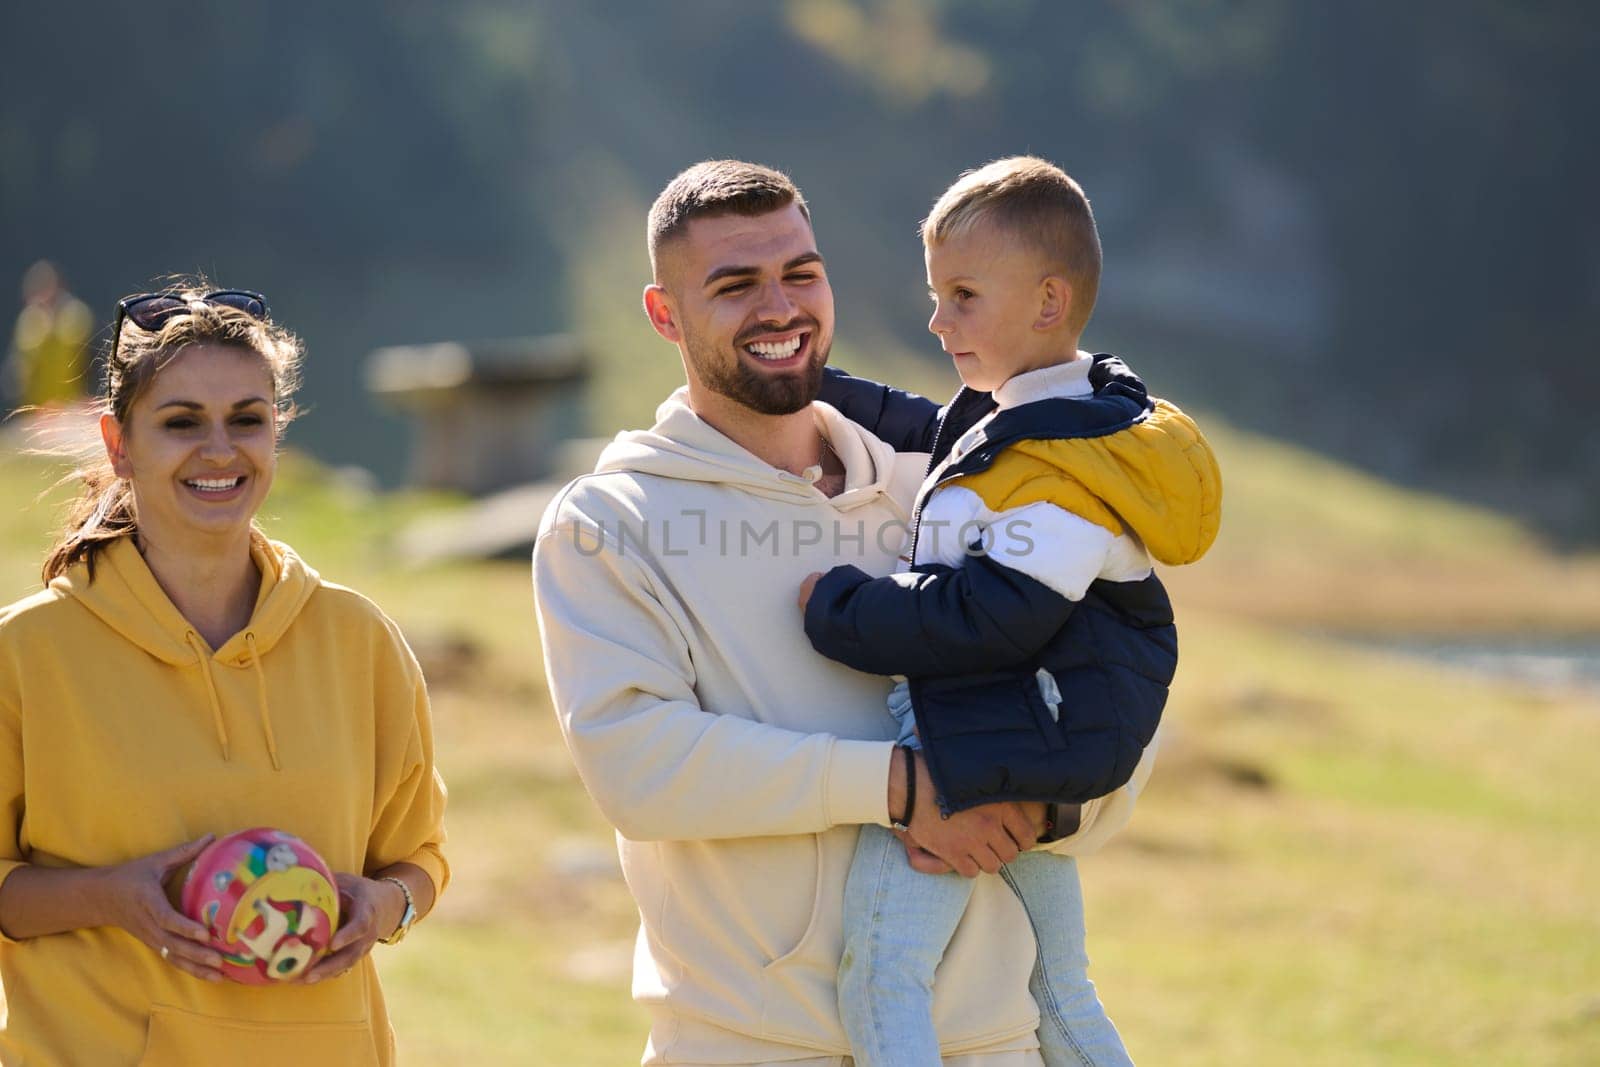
[2,424,1597,1065]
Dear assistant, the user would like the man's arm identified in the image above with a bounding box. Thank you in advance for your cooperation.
[534,505,1046,874]
[533,514,892,841]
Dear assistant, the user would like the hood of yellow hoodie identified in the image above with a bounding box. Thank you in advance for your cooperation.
[50,534,321,666]
[48,534,321,769]
[594,386,908,517]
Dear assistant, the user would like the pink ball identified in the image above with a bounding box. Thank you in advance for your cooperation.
[180,828,341,985]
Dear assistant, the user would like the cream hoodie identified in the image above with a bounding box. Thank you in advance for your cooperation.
[0,535,448,1067]
[533,390,1152,1064]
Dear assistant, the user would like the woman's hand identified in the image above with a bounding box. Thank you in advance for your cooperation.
[302,872,403,984]
[99,834,226,982]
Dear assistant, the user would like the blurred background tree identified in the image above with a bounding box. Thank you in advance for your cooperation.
[4,7,1598,1063]
[3,0,1595,539]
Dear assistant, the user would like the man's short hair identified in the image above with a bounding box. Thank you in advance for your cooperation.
[922,156,1102,334]
[647,160,810,278]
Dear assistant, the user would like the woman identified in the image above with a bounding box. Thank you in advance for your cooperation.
[0,283,448,1065]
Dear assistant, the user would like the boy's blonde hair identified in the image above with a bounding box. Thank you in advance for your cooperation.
[922,156,1102,335]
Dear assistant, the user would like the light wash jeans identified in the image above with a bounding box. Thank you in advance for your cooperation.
[837,684,1133,1067]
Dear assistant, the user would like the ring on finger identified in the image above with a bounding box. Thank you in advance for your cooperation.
[159,945,170,961]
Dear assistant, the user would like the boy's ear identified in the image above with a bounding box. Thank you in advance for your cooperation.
[1034,276,1073,332]
[643,284,683,343]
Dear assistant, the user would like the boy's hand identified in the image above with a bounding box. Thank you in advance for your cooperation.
[798,571,824,613]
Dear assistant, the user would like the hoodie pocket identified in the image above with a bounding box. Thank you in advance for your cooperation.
[761,833,827,971]
[137,1006,381,1067]
[760,831,858,1045]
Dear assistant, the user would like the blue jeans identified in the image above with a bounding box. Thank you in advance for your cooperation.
[843,681,1131,1066]
[839,827,1131,1067]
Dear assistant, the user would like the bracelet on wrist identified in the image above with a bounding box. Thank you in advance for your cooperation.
[890,744,915,830]
[376,875,417,945]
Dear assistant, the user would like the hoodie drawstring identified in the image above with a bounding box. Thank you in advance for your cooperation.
[182,630,282,771]
[882,487,913,526]
[243,631,282,771]
[184,631,232,762]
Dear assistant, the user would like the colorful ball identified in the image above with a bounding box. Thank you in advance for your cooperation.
[180,828,340,985]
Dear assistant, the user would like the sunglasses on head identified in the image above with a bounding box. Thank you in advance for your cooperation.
[111,289,269,363]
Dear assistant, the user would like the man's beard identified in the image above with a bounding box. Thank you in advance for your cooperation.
[687,323,828,416]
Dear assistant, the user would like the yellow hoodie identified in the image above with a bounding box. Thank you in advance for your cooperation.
[0,535,448,1067]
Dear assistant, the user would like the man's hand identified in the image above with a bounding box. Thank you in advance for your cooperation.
[896,831,953,874]
[798,571,824,613]
[890,749,1046,878]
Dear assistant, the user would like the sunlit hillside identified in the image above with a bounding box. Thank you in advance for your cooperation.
[1,415,1596,1064]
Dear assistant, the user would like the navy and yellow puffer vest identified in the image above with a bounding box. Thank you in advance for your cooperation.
[813,358,1221,813]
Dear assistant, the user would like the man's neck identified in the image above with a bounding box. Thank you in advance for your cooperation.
[686,385,824,478]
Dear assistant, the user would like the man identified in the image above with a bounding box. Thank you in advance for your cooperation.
[532,160,1153,1065]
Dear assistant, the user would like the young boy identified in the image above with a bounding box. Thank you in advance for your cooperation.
[800,157,1222,1066]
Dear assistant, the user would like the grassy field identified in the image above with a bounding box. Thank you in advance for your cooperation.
[2,416,1597,1065]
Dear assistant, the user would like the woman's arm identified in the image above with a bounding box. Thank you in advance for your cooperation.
[0,657,226,979]
[304,859,436,983]
[304,615,448,982]
[0,836,226,981]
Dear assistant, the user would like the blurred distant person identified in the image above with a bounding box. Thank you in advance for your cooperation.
[7,260,93,409]
[0,280,448,1064]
